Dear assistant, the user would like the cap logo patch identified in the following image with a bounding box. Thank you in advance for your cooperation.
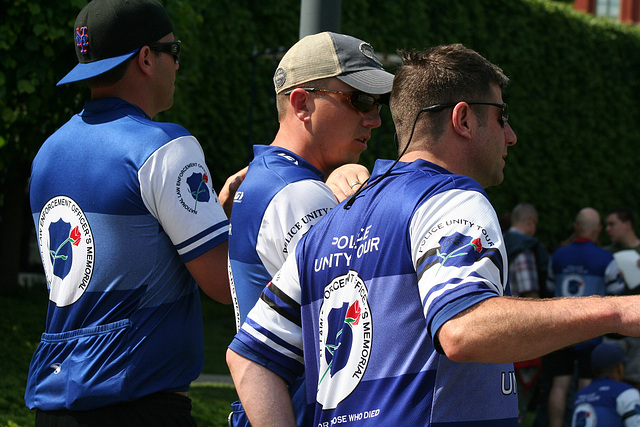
[359,42,382,67]
[75,26,89,54]
[274,67,286,89]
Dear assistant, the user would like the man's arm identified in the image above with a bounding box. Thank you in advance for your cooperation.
[325,163,370,202]
[226,348,296,427]
[185,241,231,304]
[218,166,248,218]
[437,294,640,364]
[219,161,364,216]
[406,189,635,365]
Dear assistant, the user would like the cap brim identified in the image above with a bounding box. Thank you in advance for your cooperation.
[57,49,140,86]
[337,68,394,95]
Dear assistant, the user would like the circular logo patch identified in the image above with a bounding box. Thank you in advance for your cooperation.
[274,67,287,90]
[572,403,597,427]
[317,270,371,409]
[359,42,383,67]
[176,162,212,214]
[37,196,95,307]
[561,273,586,297]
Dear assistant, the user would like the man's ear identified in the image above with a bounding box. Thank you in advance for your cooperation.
[136,46,153,76]
[288,88,312,122]
[451,102,473,140]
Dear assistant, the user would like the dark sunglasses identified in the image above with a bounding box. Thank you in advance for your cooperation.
[284,87,382,113]
[421,101,509,127]
[149,40,181,64]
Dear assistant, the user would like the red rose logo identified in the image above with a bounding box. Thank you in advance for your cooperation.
[471,238,482,252]
[345,300,361,326]
[70,226,82,246]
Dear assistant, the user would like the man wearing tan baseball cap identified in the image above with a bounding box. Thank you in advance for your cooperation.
[227,32,393,426]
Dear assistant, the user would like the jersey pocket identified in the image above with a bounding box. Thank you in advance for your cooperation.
[25,319,132,410]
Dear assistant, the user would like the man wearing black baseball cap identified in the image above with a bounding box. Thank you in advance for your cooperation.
[57,0,176,86]
[26,0,231,424]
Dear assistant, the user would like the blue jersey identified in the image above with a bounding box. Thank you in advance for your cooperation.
[228,145,337,426]
[548,239,624,298]
[231,159,518,426]
[572,377,640,426]
[26,98,229,410]
[228,145,336,330]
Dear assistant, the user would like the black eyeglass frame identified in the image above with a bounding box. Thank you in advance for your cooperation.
[148,40,181,64]
[421,101,508,127]
[283,87,383,113]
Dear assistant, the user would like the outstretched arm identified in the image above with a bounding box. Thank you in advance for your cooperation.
[227,348,296,427]
[438,294,640,364]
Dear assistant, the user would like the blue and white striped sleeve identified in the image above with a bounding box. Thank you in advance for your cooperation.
[408,188,507,342]
[229,252,304,383]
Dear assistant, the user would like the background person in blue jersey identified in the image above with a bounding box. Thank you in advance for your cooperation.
[227,43,640,427]
[547,207,625,427]
[571,342,640,427]
[227,32,393,426]
[26,0,231,425]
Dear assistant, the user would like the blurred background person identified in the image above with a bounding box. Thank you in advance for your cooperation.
[604,207,640,390]
[547,207,625,427]
[571,342,640,427]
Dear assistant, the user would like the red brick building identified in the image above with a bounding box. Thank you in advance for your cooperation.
[573,0,640,23]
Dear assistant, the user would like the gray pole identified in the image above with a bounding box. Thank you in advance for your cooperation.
[299,0,342,39]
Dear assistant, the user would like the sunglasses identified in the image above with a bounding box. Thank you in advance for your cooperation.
[149,40,181,64]
[421,102,509,127]
[284,87,382,113]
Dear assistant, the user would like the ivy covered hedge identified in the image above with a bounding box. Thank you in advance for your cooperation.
[162,0,640,247]
[2,0,640,269]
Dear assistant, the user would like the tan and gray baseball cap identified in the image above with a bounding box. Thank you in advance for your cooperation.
[273,32,394,95]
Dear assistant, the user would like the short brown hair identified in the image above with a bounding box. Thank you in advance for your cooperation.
[390,44,509,154]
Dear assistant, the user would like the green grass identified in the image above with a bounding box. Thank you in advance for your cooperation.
[201,293,237,375]
[0,288,238,427]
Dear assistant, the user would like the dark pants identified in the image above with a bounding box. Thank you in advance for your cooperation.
[35,392,197,427]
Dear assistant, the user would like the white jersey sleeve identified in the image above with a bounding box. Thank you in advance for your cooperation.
[605,259,626,295]
[619,387,640,426]
[409,188,507,334]
[138,135,229,260]
[257,179,337,277]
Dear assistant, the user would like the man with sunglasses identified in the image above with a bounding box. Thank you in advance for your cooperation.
[26,0,231,424]
[228,43,640,426]
[227,32,393,426]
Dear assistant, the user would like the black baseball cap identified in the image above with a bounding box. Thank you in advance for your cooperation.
[57,0,173,86]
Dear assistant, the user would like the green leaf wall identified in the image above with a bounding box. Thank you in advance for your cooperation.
[3,0,640,249]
